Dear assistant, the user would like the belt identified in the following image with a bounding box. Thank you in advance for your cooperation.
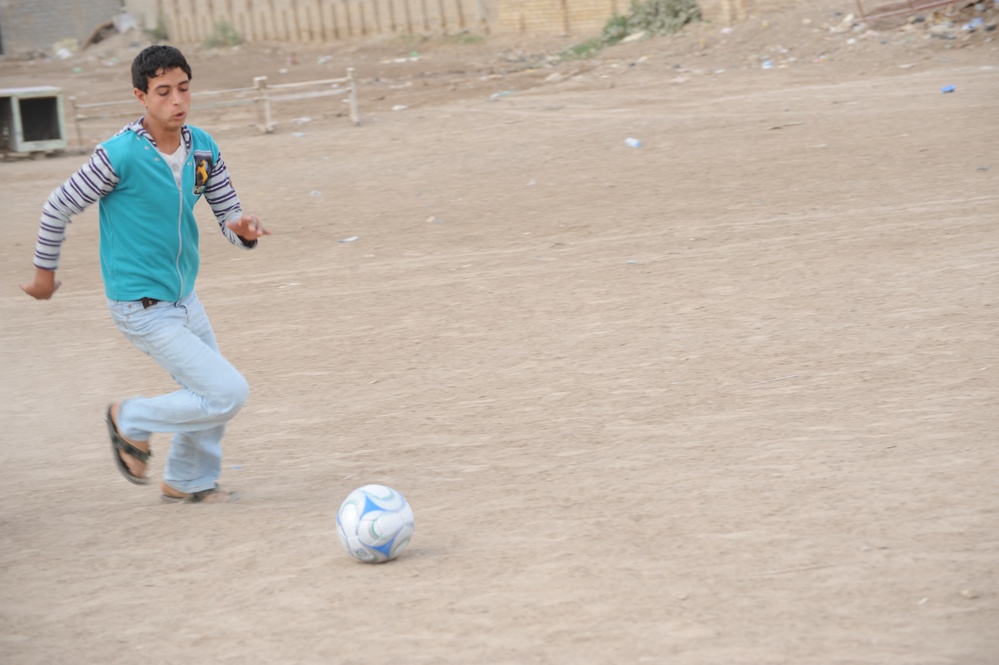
[140,297,160,309]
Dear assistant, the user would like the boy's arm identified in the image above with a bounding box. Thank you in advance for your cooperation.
[225,213,270,242]
[205,151,269,247]
[20,267,61,300]
[21,146,118,300]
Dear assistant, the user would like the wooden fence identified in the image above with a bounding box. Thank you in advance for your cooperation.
[157,0,497,42]
[150,0,787,43]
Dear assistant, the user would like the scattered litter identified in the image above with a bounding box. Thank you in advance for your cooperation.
[625,137,641,148]
[311,191,321,197]
[527,178,537,186]
[761,60,774,69]
[721,27,733,34]
[52,37,78,56]
[339,236,359,243]
[392,105,408,111]
[231,465,243,470]
[941,85,956,93]
[626,260,638,264]
[489,90,515,101]
[427,216,446,223]
[750,374,798,386]
[292,132,306,138]
[292,116,312,125]
[960,589,978,599]
[318,55,334,65]
[977,166,989,171]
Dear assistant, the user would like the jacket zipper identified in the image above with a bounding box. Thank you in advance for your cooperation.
[174,165,184,300]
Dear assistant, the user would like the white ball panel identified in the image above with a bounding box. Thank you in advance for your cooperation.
[337,485,415,563]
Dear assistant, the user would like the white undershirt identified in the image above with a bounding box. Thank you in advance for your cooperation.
[159,142,189,190]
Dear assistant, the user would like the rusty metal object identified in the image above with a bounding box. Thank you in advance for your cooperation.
[853,0,962,21]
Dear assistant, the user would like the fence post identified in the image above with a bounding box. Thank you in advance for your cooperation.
[70,96,83,148]
[348,68,361,126]
[254,76,274,133]
[478,0,489,35]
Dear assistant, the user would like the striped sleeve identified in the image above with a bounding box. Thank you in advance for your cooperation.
[205,151,254,249]
[33,146,119,270]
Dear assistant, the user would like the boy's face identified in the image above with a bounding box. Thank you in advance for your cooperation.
[133,66,191,132]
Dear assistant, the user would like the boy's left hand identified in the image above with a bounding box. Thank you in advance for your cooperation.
[227,213,270,241]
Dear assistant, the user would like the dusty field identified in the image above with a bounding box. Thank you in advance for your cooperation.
[2,1,998,663]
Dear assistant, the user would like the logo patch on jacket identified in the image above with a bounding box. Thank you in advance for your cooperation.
[193,151,213,195]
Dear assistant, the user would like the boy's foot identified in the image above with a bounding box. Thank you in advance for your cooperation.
[106,403,151,485]
[160,482,239,504]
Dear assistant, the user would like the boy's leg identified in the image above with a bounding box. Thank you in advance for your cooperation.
[164,425,226,493]
[107,292,248,494]
[159,292,232,492]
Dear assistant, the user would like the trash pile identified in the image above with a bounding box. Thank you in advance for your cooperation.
[50,11,147,61]
[835,0,998,41]
[749,1,998,71]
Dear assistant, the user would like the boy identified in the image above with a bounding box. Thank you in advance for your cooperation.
[20,45,270,504]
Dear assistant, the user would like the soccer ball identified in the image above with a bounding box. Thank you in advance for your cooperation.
[337,484,415,563]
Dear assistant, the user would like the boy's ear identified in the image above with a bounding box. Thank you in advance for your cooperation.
[133,88,146,105]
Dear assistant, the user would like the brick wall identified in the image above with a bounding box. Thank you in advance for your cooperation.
[497,0,793,35]
[0,0,124,56]
[498,0,622,35]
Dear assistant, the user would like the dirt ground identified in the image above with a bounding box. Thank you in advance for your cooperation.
[1,0,998,663]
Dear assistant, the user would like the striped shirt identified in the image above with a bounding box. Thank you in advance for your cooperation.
[33,118,247,271]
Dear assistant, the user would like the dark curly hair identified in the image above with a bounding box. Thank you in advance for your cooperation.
[131,45,193,93]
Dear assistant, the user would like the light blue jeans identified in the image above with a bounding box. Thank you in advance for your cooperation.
[107,291,248,494]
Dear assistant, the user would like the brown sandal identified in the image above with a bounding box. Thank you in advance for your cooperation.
[160,483,239,504]
[106,404,151,485]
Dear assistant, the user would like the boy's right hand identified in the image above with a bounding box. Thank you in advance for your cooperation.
[20,268,61,300]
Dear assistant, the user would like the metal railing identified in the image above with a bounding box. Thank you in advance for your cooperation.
[253,70,360,133]
[69,68,359,147]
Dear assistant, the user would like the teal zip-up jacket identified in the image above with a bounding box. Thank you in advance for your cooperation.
[32,119,255,302]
